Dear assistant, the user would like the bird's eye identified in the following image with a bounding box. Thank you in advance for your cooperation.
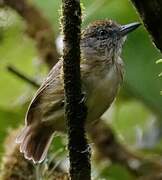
[99,30,107,36]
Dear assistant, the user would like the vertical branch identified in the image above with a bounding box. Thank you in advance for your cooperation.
[62,0,91,179]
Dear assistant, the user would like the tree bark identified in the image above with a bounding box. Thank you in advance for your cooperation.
[62,0,91,179]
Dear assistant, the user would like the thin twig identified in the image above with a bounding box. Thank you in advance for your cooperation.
[7,65,40,88]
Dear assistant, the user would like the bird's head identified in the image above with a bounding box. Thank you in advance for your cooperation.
[81,20,140,61]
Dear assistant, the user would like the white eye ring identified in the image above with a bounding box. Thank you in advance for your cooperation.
[99,30,107,36]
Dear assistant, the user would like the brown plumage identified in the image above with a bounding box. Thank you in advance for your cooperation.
[16,20,140,163]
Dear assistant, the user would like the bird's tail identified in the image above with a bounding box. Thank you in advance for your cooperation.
[16,124,54,163]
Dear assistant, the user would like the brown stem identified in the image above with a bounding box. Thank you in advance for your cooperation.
[3,0,59,69]
[90,120,162,177]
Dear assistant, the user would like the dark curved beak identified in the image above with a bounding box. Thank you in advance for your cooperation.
[120,22,141,36]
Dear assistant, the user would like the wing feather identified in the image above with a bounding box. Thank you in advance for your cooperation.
[25,60,64,125]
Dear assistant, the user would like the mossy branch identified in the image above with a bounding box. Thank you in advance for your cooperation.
[62,0,91,179]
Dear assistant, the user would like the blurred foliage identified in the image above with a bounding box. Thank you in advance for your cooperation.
[0,0,162,179]
[100,164,134,180]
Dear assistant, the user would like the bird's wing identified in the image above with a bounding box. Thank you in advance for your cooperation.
[25,60,64,126]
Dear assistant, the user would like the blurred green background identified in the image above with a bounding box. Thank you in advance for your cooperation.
[0,0,162,179]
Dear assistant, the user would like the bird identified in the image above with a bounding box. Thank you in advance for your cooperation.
[16,20,140,163]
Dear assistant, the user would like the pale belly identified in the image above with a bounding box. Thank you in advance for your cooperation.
[47,63,123,131]
[86,65,122,122]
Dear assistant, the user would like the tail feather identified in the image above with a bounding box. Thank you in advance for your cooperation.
[16,126,30,144]
[16,124,54,163]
